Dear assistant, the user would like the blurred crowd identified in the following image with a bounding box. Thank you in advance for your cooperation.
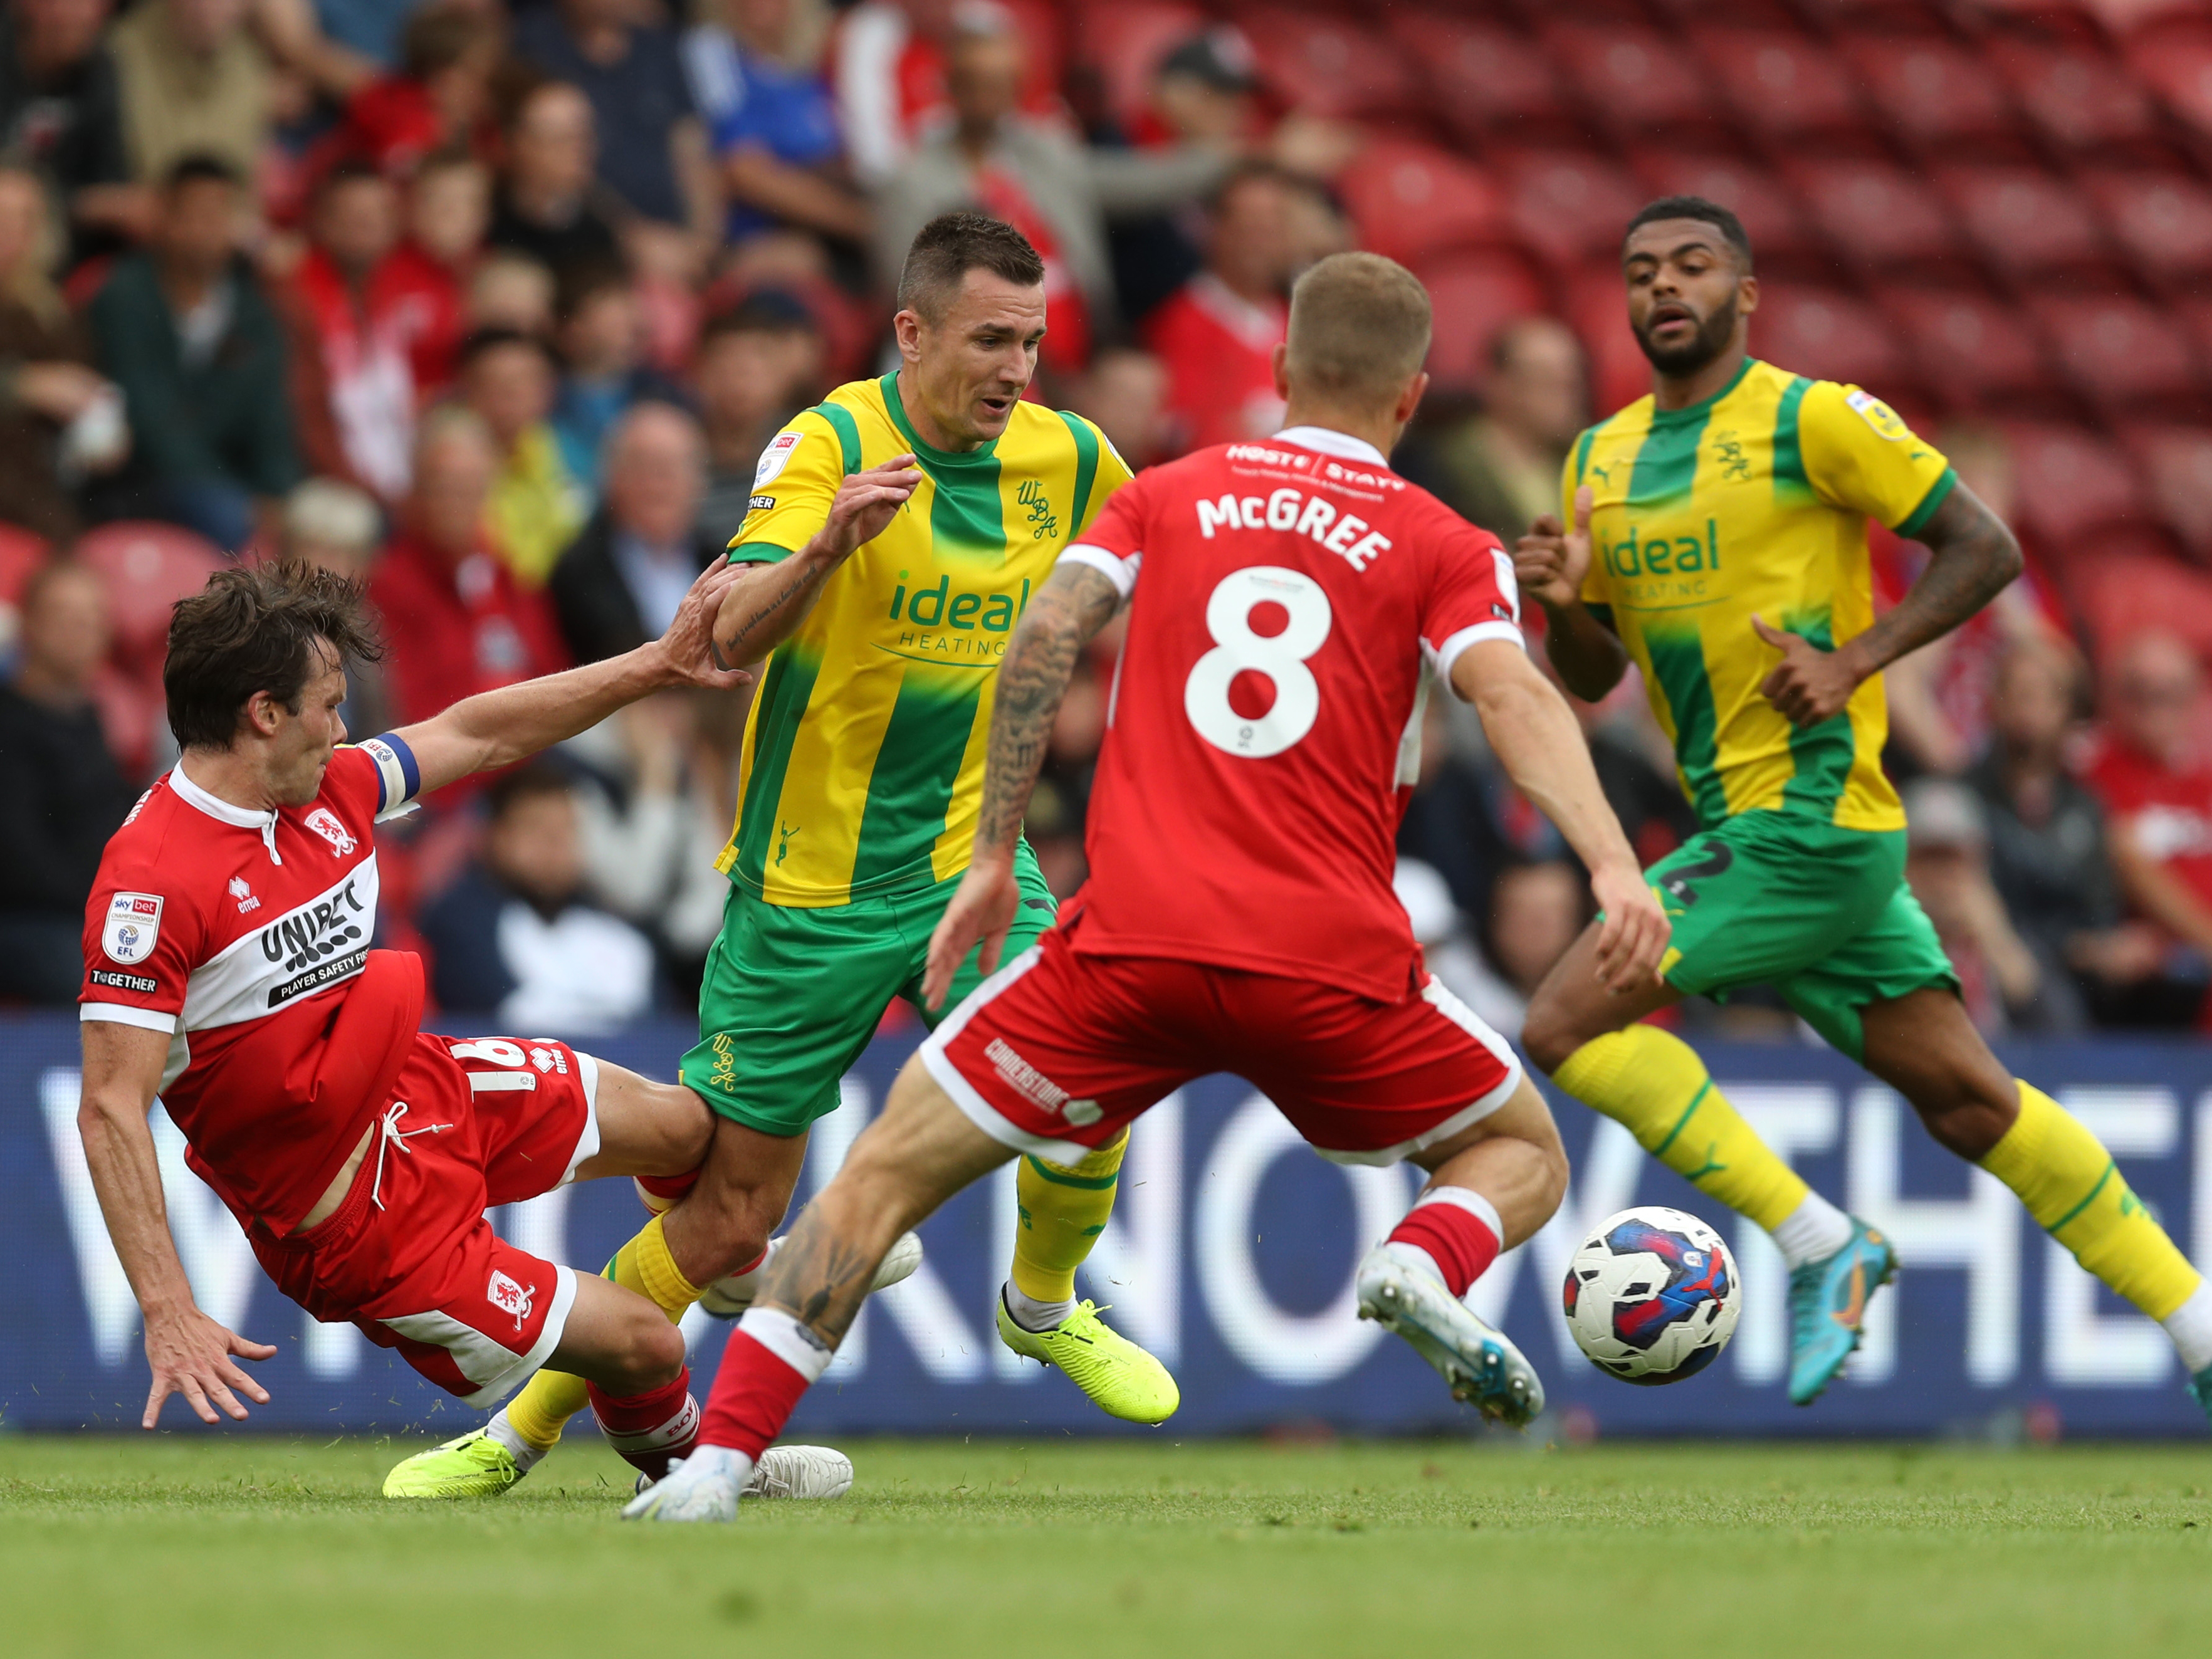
[3,0,2211,1044]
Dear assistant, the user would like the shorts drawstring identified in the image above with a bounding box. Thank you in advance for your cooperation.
[371,1101,453,1210]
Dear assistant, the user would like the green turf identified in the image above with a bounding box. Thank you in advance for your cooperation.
[2,1437,2208,1658]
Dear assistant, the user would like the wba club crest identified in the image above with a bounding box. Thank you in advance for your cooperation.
[305,808,357,857]
[102,892,164,964]
[487,1270,536,1331]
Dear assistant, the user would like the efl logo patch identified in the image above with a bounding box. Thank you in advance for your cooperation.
[304,808,357,857]
[753,429,804,487]
[486,1270,536,1331]
[1845,387,1910,441]
[102,892,163,964]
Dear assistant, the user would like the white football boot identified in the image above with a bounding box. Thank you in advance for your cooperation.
[1355,1244,1546,1427]
[697,1230,925,1317]
[630,1443,854,1503]
[623,1446,749,1522]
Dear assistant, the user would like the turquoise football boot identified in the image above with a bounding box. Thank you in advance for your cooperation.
[2189,1366,2212,1428]
[1786,1218,1898,1406]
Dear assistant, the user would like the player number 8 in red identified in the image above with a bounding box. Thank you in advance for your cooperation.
[1183,566,1333,758]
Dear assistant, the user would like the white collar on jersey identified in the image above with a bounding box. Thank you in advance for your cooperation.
[1272,426,1392,469]
[170,760,286,865]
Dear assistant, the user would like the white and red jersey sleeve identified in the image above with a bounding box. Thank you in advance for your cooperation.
[1059,431,1522,1002]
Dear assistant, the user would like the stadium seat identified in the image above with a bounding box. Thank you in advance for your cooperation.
[2121,21,2212,137]
[1688,28,1870,141]
[1415,251,1549,396]
[1937,164,2114,278]
[1783,157,1964,270]
[1071,1,1208,133]
[1628,151,1818,263]
[1239,6,1419,119]
[1537,22,1722,138]
[2080,169,2212,285]
[2003,421,2150,545]
[1386,14,1575,145]
[0,522,47,605]
[1879,286,2060,410]
[2029,293,2204,409]
[1497,148,1649,270]
[2070,540,2212,661]
[2125,423,2212,563]
[1567,266,1654,419]
[1988,38,2159,152]
[1336,141,1507,270]
[1842,33,2021,148]
[1753,286,1908,392]
[73,521,226,665]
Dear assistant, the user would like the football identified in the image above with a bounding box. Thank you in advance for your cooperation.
[1562,1206,1742,1386]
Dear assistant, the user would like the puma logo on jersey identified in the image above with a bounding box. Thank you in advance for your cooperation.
[1195,488,1393,572]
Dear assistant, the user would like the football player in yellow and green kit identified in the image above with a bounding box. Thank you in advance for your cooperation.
[384,215,1175,1500]
[1515,196,2212,1419]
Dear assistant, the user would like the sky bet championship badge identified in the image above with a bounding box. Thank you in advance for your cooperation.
[102,892,164,964]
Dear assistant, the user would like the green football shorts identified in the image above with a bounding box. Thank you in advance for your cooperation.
[681,841,1057,1137]
[1645,812,1958,1064]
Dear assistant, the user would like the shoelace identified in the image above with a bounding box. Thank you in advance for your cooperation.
[370,1101,453,1210]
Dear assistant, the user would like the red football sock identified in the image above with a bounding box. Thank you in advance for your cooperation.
[697,1314,829,1460]
[587,1369,700,1482]
[635,1171,701,1211]
[1388,1188,1502,1297]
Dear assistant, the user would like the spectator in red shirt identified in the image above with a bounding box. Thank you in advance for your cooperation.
[321,6,501,181]
[2087,630,2212,1022]
[378,147,489,399]
[369,406,568,745]
[1142,163,1303,454]
[288,157,416,501]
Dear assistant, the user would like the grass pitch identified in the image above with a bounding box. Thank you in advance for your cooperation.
[2,1437,2208,1658]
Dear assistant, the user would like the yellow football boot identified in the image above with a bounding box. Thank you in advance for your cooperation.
[994,1295,1178,1424]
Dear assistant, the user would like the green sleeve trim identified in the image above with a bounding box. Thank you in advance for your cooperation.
[1571,427,1596,490]
[728,541,792,566]
[1893,465,1959,541]
[1771,375,1811,496]
[1057,410,1102,533]
[1023,1153,1120,1190]
[811,400,862,475]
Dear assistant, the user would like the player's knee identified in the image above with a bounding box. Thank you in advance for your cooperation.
[614,1311,687,1391]
[655,1083,714,1169]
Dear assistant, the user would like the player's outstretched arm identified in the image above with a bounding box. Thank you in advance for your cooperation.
[77,1020,277,1427]
[707,455,924,671]
[1452,637,1669,993]
[1754,481,2024,728]
[1514,486,1628,702]
[396,559,752,797]
[921,560,1123,1010]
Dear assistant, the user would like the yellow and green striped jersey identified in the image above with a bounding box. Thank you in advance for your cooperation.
[716,374,1131,906]
[1568,357,1956,835]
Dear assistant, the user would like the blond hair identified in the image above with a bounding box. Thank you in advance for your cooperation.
[1284,251,1431,410]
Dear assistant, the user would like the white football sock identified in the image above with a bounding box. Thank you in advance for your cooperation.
[1380,1240,1449,1289]
[1002,1282,1076,1334]
[1768,1191,1855,1270]
[485,1408,545,1472]
[2163,1280,2212,1373]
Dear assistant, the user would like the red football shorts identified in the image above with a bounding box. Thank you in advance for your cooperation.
[251,1032,602,1406]
[921,926,1524,1167]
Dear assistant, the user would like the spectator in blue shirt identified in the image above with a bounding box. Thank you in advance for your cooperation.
[682,0,868,245]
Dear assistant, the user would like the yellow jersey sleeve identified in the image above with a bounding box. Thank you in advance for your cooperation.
[1081,422,1137,535]
[730,409,849,562]
[1797,380,1957,539]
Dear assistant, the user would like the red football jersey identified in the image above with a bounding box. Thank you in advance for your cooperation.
[2086,736,2212,916]
[1061,427,1523,1001]
[79,738,427,1234]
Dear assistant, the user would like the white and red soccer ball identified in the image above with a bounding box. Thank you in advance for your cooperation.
[1562,1206,1742,1386]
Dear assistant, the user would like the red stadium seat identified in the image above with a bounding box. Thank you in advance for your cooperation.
[1783,157,1963,268]
[1071,1,1208,132]
[2071,542,2212,659]
[1937,164,2114,277]
[1538,23,1721,137]
[2125,423,2212,563]
[1240,6,1419,119]
[1988,38,2159,152]
[1416,251,1549,396]
[1497,149,1649,270]
[1842,33,2020,148]
[2122,22,2212,137]
[1753,286,1908,391]
[73,521,226,664]
[2004,421,2150,545]
[2079,169,2212,285]
[1688,28,1870,141]
[2028,293,2203,407]
[1386,14,1574,145]
[1336,141,1507,269]
[1628,151,1818,263]
[0,521,48,605]
[1880,286,2059,410]
[1567,266,1654,420]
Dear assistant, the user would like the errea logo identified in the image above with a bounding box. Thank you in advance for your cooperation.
[228,877,261,914]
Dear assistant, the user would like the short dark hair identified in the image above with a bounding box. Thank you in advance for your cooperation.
[1623,195,1753,268]
[164,562,384,751]
[313,155,388,200]
[162,152,243,196]
[895,212,1046,322]
[401,5,494,80]
[458,325,555,372]
[555,257,631,327]
[486,760,574,822]
[701,290,819,344]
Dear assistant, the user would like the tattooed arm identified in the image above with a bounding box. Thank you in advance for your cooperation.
[920,560,1124,1009]
[1756,481,2025,728]
[708,455,923,670]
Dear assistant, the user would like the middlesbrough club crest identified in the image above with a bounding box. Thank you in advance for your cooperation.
[102,892,164,963]
[304,809,357,857]
[486,1270,536,1331]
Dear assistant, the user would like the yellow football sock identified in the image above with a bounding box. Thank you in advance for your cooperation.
[1980,1082,2202,1322]
[1009,1128,1128,1304]
[1554,1025,1810,1233]
[501,1216,706,1452]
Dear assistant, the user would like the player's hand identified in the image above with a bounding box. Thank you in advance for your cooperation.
[1513,486,1595,610]
[1588,861,1670,994]
[815,455,924,562]
[921,852,1021,1012]
[142,1305,276,1428]
[1752,615,1869,727]
[655,559,753,689]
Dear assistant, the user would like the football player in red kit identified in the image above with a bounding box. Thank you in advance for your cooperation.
[76,558,848,1500]
[631,252,1672,1520]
